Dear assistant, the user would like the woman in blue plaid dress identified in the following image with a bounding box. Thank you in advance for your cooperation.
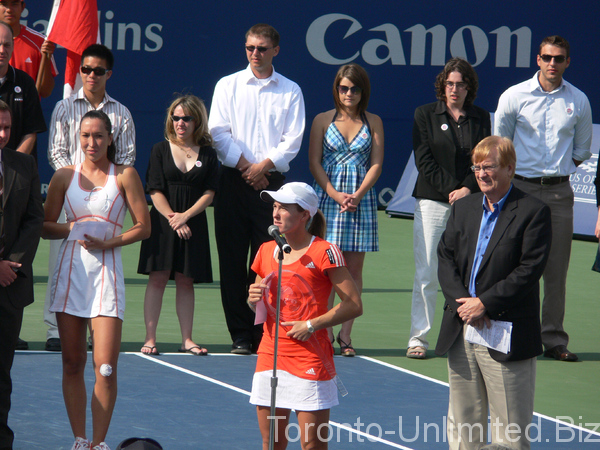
[308,63,384,356]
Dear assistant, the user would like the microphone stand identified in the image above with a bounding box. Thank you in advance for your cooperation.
[269,246,284,450]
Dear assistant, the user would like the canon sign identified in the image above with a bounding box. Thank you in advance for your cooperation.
[306,13,532,68]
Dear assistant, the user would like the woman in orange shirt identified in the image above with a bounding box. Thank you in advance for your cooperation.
[247,182,362,450]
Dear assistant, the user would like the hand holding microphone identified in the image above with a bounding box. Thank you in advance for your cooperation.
[268,225,291,253]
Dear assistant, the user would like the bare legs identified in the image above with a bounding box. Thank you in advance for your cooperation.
[328,251,364,348]
[57,313,88,441]
[56,313,122,446]
[257,406,331,450]
[142,270,205,354]
[89,316,122,447]
[142,271,169,353]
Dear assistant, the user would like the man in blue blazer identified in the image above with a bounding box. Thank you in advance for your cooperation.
[0,100,44,449]
[436,136,551,449]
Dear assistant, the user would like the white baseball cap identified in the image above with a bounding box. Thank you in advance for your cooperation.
[260,182,319,217]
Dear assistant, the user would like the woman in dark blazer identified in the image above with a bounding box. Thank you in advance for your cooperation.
[407,58,491,359]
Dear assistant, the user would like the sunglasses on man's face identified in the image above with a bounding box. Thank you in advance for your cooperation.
[539,54,567,64]
[81,66,108,76]
[245,45,272,53]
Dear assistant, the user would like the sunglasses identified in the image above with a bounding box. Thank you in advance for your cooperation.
[80,66,108,76]
[245,45,272,53]
[338,85,362,95]
[171,115,193,122]
[539,54,567,64]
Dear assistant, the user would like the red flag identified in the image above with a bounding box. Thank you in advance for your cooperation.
[47,0,99,97]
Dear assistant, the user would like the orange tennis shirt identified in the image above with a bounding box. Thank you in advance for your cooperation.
[251,237,346,380]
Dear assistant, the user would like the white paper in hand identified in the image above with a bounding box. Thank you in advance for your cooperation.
[465,320,513,354]
[68,221,110,241]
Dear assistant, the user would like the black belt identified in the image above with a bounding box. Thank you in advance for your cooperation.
[514,174,570,186]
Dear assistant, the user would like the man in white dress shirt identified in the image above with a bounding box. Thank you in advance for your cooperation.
[494,35,592,362]
[208,23,305,354]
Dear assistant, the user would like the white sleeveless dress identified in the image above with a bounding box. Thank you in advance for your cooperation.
[49,163,127,319]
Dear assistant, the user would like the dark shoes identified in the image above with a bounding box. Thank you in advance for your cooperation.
[336,332,356,357]
[16,337,29,350]
[231,339,252,355]
[544,345,578,362]
[45,338,62,352]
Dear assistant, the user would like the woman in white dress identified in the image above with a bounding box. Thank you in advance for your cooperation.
[43,110,150,450]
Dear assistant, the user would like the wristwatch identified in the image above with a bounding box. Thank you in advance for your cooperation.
[306,319,315,333]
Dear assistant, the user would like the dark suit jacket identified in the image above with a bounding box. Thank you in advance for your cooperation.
[412,101,491,202]
[0,148,44,309]
[434,186,551,362]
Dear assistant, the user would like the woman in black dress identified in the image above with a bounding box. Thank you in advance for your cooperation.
[138,95,218,355]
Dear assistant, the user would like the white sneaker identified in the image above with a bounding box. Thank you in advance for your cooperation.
[71,437,90,450]
[91,443,111,450]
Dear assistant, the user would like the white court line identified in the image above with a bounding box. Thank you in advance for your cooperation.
[358,355,600,438]
[133,353,251,396]
[131,352,414,449]
[130,353,600,444]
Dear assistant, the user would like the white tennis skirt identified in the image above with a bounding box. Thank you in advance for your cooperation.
[249,370,339,411]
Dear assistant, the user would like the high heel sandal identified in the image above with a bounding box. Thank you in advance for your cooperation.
[336,332,356,357]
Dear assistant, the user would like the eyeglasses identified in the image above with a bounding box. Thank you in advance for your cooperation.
[338,85,362,95]
[245,45,272,53]
[445,81,468,90]
[81,66,108,76]
[471,164,499,174]
[171,115,193,122]
[539,54,567,64]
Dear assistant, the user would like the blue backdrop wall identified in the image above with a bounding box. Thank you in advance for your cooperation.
[23,0,599,233]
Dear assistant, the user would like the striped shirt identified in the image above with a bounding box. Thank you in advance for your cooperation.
[48,88,136,170]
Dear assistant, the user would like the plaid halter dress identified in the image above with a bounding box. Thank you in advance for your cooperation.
[314,112,379,252]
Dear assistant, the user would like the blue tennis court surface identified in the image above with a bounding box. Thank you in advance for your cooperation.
[10,352,600,449]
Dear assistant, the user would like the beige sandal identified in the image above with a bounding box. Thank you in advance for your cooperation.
[406,346,427,359]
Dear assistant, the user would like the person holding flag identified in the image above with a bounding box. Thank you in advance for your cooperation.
[0,0,58,98]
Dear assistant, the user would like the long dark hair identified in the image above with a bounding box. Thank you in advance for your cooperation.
[332,63,371,115]
[80,110,116,163]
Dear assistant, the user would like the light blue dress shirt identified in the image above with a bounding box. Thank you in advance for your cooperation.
[469,185,513,297]
[494,72,592,177]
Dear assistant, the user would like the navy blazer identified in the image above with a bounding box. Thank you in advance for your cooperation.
[412,101,491,202]
[435,186,551,362]
[0,148,44,309]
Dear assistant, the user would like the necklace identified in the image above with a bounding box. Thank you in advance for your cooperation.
[178,145,193,158]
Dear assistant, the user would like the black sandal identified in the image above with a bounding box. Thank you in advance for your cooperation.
[336,332,356,357]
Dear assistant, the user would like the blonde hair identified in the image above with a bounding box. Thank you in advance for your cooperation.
[472,136,516,178]
[164,95,213,147]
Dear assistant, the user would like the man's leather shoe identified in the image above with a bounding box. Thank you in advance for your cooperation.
[543,345,578,362]
[45,338,62,352]
[231,339,252,355]
[16,338,29,350]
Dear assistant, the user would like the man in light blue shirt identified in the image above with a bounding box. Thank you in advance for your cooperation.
[494,35,591,362]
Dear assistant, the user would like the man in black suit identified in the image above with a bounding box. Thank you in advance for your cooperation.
[0,99,44,450]
[436,136,551,449]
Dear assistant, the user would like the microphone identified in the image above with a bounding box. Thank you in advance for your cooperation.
[268,225,291,253]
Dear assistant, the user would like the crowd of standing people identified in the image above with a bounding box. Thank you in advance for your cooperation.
[0,4,596,449]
